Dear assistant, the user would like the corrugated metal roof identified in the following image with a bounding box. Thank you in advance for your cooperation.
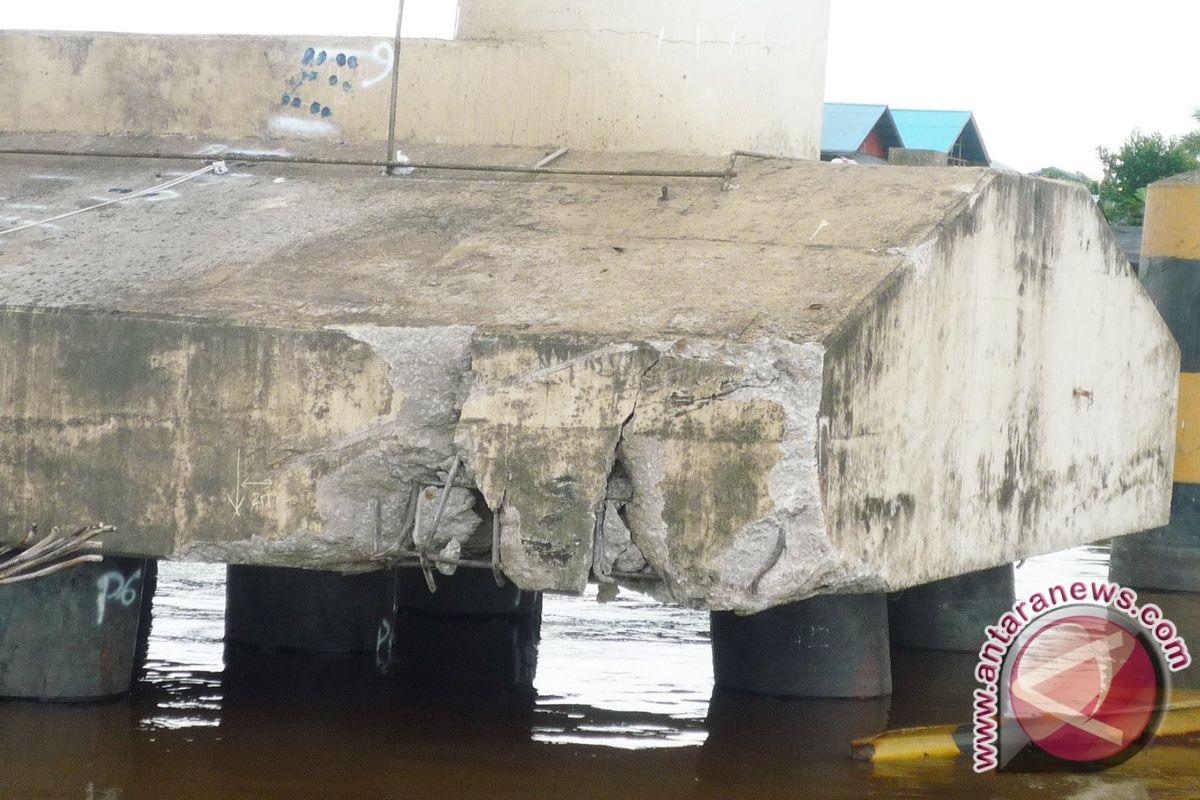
[890,109,972,151]
[891,109,990,165]
[822,103,892,155]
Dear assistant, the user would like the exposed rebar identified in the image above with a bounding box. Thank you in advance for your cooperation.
[425,455,461,547]
[491,505,505,588]
[0,523,116,585]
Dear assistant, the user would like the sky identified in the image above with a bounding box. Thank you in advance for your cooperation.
[826,0,1200,176]
[3,0,1198,177]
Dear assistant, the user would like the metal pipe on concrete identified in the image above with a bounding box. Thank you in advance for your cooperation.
[1110,170,1200,688]
[383,0,406,177]
[710,594,892,699]
[888,564,1015,652]
[0,147,734,180]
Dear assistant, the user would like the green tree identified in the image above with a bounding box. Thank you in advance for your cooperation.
[1181,109,1200,157]
[1032,166,1097,192]
[1097,130,1197,225]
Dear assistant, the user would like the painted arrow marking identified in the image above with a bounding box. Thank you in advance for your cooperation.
[224,449,273,517]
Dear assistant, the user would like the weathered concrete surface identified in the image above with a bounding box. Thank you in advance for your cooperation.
[0,141,1178,611]
[888,149,951,167]
[0,10,828,158]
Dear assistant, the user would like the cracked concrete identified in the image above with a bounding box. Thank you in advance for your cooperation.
[0,140,1179,611]
[455,339,659,591]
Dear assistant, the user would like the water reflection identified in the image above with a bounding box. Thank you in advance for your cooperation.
[1014,543,1109,597]
[537,585,712,744]
[6,544,1200,799]
[699,691,888,796]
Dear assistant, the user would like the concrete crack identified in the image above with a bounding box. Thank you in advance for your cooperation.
[592,351,661,582]
[669,376,778,416]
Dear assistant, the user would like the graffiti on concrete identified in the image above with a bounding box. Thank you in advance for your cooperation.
[375,618,393,674]
[273,43,394,136]
[95,569,142,625]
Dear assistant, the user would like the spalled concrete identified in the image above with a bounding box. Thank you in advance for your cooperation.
[0,138,1178,612]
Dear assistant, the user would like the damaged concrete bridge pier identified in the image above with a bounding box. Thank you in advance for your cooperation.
[0,0,1180,700]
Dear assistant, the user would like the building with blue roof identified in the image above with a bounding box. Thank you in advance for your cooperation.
[821,103,903,163]
[890,109,990,166]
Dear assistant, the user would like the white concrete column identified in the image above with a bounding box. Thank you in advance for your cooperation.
[452,0,831,159]
[457,0,824,41]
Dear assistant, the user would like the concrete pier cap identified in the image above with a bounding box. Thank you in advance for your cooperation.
[0,148,1177,615]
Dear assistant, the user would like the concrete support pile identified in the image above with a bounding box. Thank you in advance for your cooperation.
[392,569,542,689]
[1110,171,1200,688]
[224,565,542,688]
[225,566,393,654]
[888,565,1015,652]
[711,594,891,698]
[0,557,150,700]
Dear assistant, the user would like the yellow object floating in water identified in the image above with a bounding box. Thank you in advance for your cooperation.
[851,689,1200,763]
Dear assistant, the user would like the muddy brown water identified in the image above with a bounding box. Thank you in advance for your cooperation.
[3,547,1198,799]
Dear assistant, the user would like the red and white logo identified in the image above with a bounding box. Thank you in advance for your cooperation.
[972,580,1189,773]
[1008,614,1158,764]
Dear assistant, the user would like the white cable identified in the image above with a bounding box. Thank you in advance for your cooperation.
[0,160,228,238]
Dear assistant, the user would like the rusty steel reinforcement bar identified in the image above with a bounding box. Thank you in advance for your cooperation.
[0,148,735,180]
[425,456,462,546]
[0,524,115,585]
[390,550,656,585]
[491,505,505,588]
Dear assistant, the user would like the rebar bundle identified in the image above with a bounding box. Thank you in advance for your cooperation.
[0,524,115,586]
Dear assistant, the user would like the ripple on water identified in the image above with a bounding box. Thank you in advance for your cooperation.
[7,547,1198,800]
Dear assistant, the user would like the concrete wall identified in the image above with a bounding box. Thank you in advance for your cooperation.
[0,311,413,568]
[819,175,1178,591]
[888,149,950,167]
[0,9,829,157]
[0,34,395,143]
[456,0,822,39]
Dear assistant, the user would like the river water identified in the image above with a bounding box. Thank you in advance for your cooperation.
[2,546,1198,799]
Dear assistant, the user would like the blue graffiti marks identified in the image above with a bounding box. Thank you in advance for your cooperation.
[279,46,362,122]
